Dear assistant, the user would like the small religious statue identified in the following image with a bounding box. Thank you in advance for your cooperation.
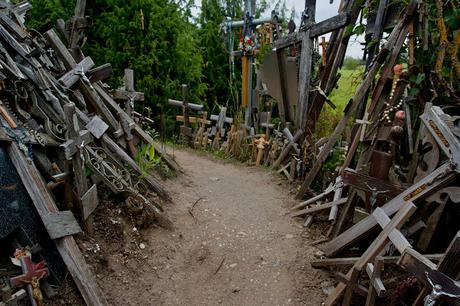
[424,271,460,306]
[365,182,389,208]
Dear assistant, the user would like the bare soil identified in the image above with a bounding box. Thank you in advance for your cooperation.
[59,148,332,306]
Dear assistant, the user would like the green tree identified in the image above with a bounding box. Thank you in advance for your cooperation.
[83,0,206,133]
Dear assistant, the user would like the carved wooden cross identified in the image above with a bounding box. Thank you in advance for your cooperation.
[113,69,145,116]
[59,56,95,89]
[273,2,350,129]
[61,103,99,233]
[9,255,49,306]
[168,84,204,146]
[255,135,269,166]
[273,128,303,168]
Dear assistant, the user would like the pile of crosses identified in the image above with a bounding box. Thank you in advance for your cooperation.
[275,1,460,305]
[0,1,180,305]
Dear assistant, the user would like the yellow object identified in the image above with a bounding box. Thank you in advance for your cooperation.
[242,56,249,108]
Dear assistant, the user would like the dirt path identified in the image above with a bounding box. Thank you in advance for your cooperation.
[95,148,331,306]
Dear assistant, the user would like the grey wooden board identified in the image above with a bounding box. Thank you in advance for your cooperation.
[261,52,298,124]
[86,115,109,139]
[42,211,82,239]
[81,184,99,220]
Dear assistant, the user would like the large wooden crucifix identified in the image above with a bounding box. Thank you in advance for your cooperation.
[222,0,276,127]
[273,1,350,130]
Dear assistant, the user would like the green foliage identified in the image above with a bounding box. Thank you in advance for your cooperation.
[134,144,161,179]
[315,67,364,139]
[26,0,75,30]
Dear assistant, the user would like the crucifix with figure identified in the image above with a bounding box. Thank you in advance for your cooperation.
[113,69,145,117]
[222,0,278,127]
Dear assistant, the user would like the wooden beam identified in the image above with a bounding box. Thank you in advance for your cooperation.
[291,198,348,217]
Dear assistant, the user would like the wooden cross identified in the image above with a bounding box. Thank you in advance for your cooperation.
[67,0,88,48]
[365,256,386,306]
[192,112,210,148]
[61,103,99,233]
[273,4,350,130]
[342,168,406,211]
[223,0,276,126]
[113,69,145,116]
[168,84,204,146]
[44,29,121,134]
[255,135,269,166]
[273,128,303,168]
[58,56,95,89]
[259,111,274,138]
[355,112,371,142]
[9,256,49,288]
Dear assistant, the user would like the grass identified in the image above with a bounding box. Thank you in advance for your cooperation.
[315,66,364,140]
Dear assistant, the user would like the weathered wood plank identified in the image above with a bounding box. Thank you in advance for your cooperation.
[81,184,99,220]
[85,115,109,139]
[291,198,348,217]
[324,202,416,305]
[42,211,82,239]
[311,254,442,268]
